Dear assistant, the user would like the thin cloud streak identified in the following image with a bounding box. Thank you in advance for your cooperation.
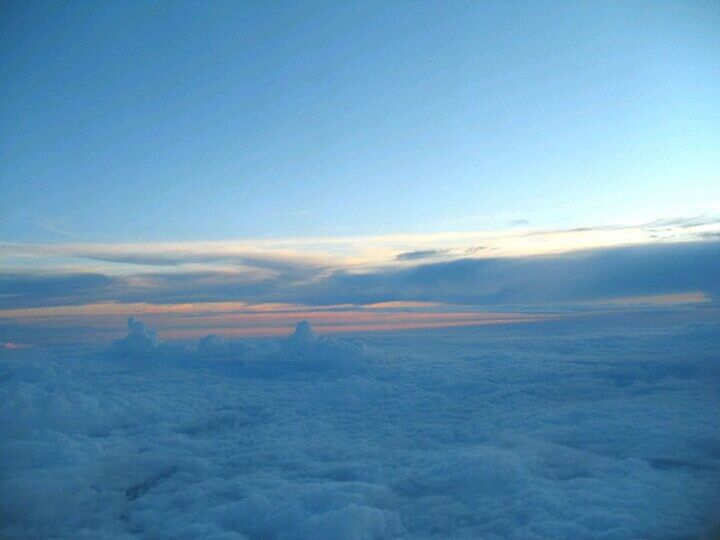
[3,215,719,274]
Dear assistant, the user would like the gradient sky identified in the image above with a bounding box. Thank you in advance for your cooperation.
[2,1,719,343]
[3,0,719,241]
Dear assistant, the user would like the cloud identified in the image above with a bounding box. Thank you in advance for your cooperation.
[4,214,719,275]
[81,252,328,278]
[0,268,301,309]
[644,215,720,229]
[107,318,375,377]
[233,320,379,378]
[112,317,186,360]
[395,249,449,261]
[279,320,375,367]
[1,241,718,317]
[301,240,720,307]
[197,334,245,358]
[509,219,530,226]
[0,272,116,308]
[1,319,718,538]
[0,302,549,346]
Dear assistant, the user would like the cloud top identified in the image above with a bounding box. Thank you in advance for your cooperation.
[1,318,718,538]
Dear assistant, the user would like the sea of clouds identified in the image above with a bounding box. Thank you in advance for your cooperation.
[1,318,719,539]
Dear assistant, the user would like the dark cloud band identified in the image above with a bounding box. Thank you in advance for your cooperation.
[1,240,718,310]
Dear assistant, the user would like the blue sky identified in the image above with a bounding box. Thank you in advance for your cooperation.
[3,0,719,241]
[1,1,719,342]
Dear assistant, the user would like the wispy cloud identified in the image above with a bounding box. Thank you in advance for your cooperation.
[4,215,718,274]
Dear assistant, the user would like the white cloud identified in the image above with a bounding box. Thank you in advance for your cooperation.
[1,320,719,538]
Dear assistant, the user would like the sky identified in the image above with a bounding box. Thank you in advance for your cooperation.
[2,4,720,537]
[2,0,720,343]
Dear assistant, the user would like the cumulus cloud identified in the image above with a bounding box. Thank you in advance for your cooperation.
[281,320,369,362]
[237,320,378,378]
[197,334,245,359]
[114,317,162,354]
[107,318,374,377]
[1,318,719,538]
[112,317,187,361]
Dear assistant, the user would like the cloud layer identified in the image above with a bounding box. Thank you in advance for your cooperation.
[1,319,719,538]
[1,241,718,311]
[303,240,720,306]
